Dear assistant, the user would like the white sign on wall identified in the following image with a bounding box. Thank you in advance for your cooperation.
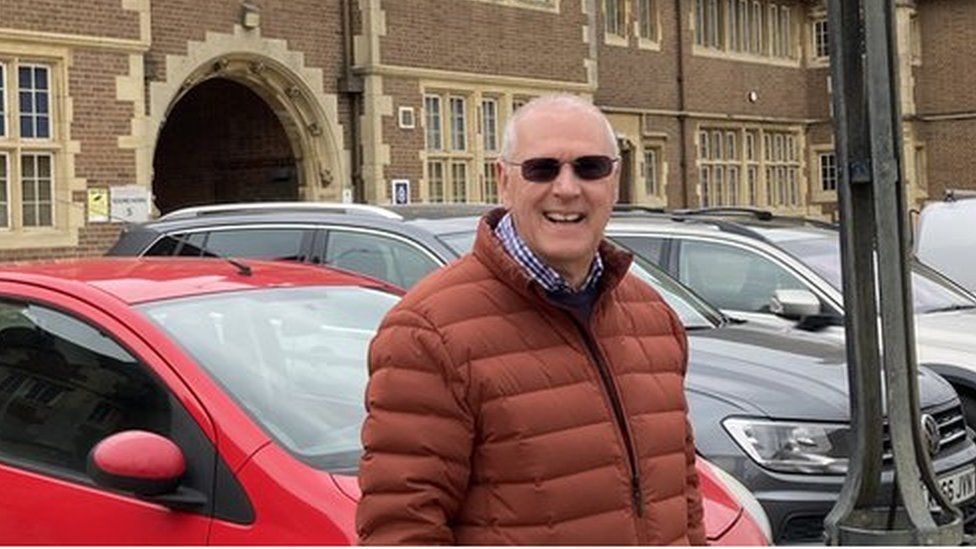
[391,179,410,205]
[110,185,151,223]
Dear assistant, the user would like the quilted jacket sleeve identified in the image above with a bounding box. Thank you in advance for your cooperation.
[356,308,474,545]
[668,305,706,545]
[685,415,706,545]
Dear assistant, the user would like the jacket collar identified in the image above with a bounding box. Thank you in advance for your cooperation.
[473,207,633,305]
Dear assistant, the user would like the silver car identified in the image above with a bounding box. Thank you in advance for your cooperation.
[607,209,976,427]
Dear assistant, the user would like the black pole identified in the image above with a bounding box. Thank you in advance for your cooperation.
[824,0,961,543]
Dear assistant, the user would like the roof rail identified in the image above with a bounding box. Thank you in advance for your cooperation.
[672,206,775,221]
[612,205,667,215]
[158,201,404,221]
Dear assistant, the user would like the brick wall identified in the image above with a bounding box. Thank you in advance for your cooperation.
[379,0,589,83]
[0,225,124,262]
[917,119,976,198]
[915,0,976,116]
[596,0,680,109]
[1,0,141,41]
[382,78,425,203]
[71,50,137,189]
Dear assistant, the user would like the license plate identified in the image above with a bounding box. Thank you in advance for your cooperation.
[923,466,976,510]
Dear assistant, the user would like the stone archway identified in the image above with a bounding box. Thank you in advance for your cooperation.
[147,26,348,214]
[153,78,298,213]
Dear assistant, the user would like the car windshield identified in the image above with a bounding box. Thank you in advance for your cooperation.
[437,231,477,255]
[777,236,976,314]
[139,286,399,474]
[628,256,721,329]
[435,227,719,329]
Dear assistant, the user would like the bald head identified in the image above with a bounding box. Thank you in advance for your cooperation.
[500,94,619,161]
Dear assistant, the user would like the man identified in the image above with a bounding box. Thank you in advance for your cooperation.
[357,94,704,545]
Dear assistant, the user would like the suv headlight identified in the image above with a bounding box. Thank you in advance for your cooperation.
[723,418,851,474]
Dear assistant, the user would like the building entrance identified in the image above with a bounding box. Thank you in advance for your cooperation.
[152,78,298,214]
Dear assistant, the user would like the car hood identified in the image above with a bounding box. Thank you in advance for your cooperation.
[915,309,976,356]
[686,323,956,421]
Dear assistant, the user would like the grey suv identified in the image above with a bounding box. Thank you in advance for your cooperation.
[605,208,976,429]
[106,202,465,290]
[110,204,976,543]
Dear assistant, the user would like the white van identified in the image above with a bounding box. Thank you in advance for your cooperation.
[916,190,976,292]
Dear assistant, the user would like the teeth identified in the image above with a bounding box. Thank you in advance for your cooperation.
[545,212,583,223]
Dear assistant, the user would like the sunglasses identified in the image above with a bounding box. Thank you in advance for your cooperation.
[504,155,619,183]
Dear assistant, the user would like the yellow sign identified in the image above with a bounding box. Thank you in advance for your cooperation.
[87,188,109,223]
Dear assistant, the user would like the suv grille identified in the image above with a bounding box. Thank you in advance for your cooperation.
[882,403,968,461]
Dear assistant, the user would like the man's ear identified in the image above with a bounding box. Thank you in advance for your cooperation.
[497,160,514,208]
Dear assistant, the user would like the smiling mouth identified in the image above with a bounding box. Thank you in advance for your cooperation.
[544,212,585,224]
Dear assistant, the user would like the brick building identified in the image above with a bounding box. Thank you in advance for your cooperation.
[0,0,970,259]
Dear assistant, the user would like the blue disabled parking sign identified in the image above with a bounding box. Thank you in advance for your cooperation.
[391,179,410,205]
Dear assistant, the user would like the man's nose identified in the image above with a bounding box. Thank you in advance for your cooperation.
[550,162,582,196]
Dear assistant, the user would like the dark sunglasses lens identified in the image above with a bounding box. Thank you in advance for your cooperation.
[573,156,614,180]
[520,158,561,182]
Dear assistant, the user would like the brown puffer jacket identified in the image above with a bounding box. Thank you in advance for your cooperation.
[357,209,705,545]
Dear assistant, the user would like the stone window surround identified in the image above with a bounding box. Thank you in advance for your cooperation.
[604,0,629,47]
[809,143,835,203]
[420,86,544,204]
[423,90,474,203]
[465,0,560,13]
[640,134,668,206]
[0,53,69,238]
[695,123,807,213]
[636,0,663,51]
[692,0,801,68]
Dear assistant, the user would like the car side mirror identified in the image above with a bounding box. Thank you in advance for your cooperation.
[87,430,206,510]
[769,289,821,319]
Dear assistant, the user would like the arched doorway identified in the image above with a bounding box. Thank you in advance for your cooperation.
[153,78,299,214]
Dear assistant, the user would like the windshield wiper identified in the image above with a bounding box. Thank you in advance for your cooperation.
[923,304,976,314]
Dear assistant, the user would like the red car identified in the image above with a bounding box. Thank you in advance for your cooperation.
[0,258,768,544]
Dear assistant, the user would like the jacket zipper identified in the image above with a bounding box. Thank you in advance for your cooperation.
[572,321,644,519]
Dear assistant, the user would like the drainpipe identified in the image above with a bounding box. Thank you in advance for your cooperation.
[340,0,365,203]
[675,0,690,208]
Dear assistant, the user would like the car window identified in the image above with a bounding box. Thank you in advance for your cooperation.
[141,286,399,473]
[437,231,476,256]
[0,300,173,478]
[200,228,308,261]
[144,234,181,256]
[177,232,207,257]
[778,236,976,314]
[325,230,439,289]
[611,235,666,265]
[678,240,808,313]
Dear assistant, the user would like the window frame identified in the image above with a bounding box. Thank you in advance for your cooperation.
[0,152,8,229]
[448,96,467,152]
[20,151,54,228]
[813,18,829,60]
[17,64,51,141]
[424,95,443,152]
[481,98,498,153]
[450,161,468,203]
[638,0,657,42]
[643,147,661,198]
[0,62,6,139]
[605,0,627,38]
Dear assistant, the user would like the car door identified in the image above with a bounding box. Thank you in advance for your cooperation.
[318,228,444,289]
[672,238,838,329]
[0,285,221,544]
